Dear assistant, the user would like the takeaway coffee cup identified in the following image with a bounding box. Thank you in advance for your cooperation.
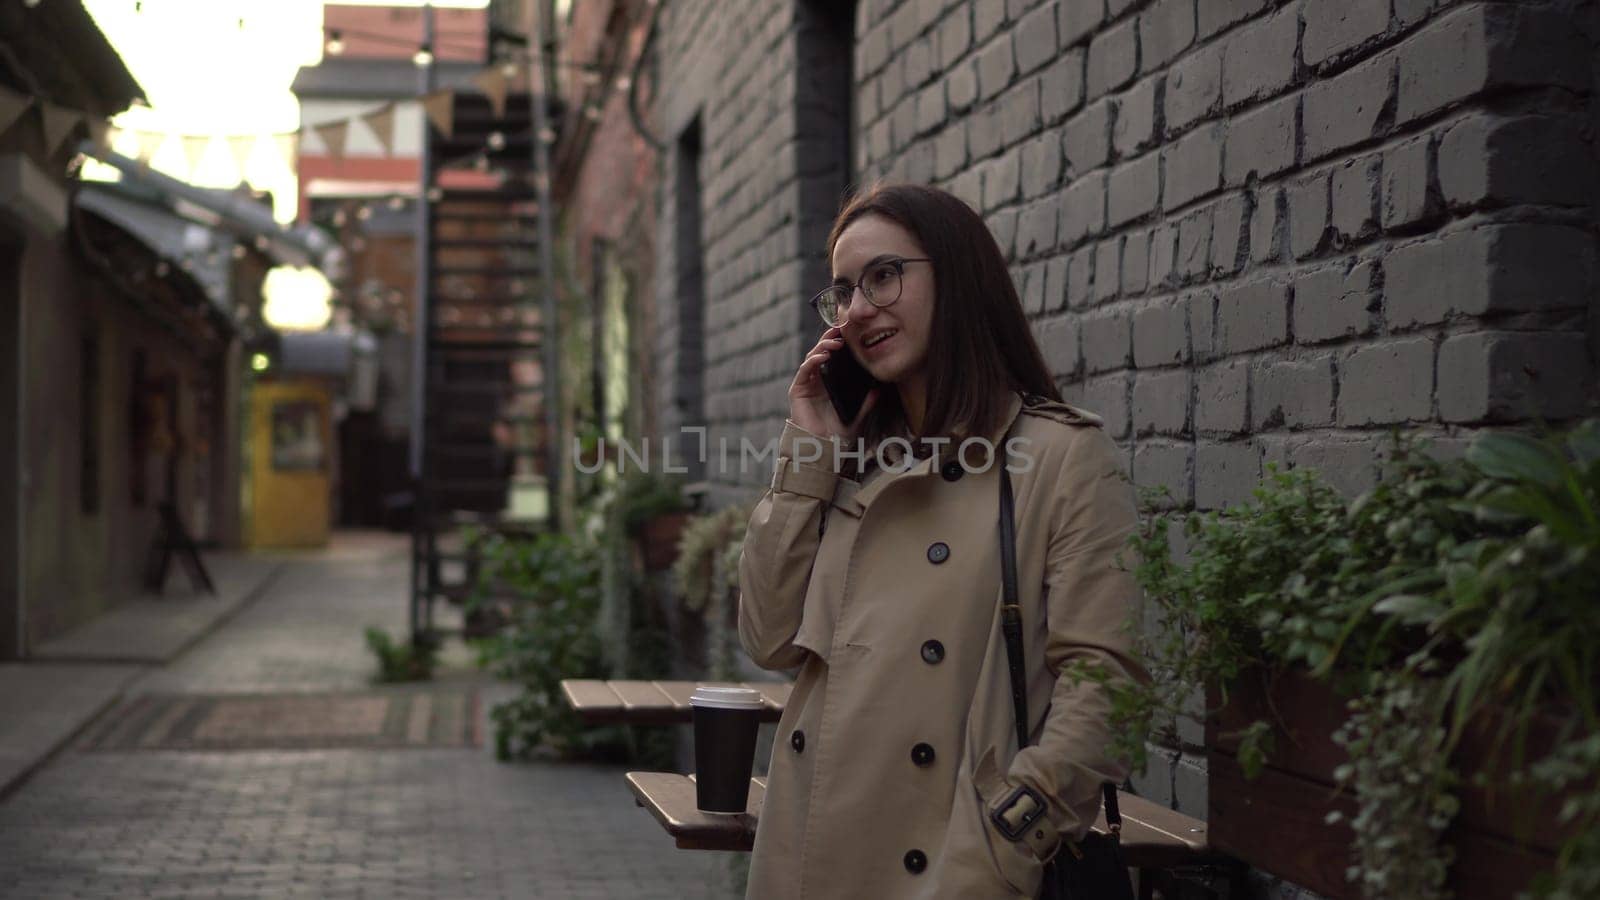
[690,686,764,813]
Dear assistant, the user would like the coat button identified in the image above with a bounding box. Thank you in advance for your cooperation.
[903,849,927,874]
[920,640,945,665]
[911,743,936,767]
[926,542,950,564]
[790,730,805,753]
[940,460,963,482]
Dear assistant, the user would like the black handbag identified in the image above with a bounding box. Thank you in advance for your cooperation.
[996,465,1135,900]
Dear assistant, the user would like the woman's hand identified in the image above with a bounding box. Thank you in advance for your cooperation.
[788,326,879,442]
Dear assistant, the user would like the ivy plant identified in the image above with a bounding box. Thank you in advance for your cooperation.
[671,503,751,679]
[1108,421,1600,900]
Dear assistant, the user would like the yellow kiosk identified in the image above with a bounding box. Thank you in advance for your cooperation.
[247,379,332,548]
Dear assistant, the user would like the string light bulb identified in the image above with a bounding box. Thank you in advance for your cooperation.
[487,131,506,151]
[413,42,434,67]
[326,29,345,55]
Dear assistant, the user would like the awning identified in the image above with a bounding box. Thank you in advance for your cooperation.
[279,330,369,377]
[76,142,346,281]
[75,182,232,314]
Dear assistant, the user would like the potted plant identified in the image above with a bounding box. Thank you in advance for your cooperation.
[1100,422,1600,900]
[614,471,692,571]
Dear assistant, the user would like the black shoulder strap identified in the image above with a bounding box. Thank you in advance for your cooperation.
[997,464,1124,835]
[998,466,1029,751]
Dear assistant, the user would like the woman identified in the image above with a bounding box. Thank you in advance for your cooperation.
[738,183,1148,899]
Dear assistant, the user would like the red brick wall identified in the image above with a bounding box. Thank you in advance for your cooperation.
[323,4,486,62]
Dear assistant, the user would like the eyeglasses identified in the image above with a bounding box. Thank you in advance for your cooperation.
[808,257,933,327]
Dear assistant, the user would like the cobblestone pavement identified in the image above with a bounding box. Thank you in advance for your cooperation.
[0,533,742,899]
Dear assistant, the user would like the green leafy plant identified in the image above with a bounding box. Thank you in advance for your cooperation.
[364,626,440,683]
[671,503,752,679]
[614,469,691,534]
[1112,421,1600,900]
[471,531,618,760]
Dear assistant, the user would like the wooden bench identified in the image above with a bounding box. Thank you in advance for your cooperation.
[560,679,790,727]
[626,772,765,851]
[626,770,1216,869]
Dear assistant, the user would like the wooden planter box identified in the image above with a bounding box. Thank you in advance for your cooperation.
[1206,669,1565,899]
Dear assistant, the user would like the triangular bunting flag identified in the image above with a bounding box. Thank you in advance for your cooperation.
[313,120,348,160]
[471,66,509,118]
[181,134,210,175]
[421,89,454,138]
[40,102,84,157]
[136,130,164,166]
[227,134,255,177]
[0,85,32,137]
[362,103,396,156]
[275,132,298,175]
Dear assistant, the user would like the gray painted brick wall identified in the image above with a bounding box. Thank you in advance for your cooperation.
[653,0,1600,867]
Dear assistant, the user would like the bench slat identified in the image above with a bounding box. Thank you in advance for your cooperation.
[610,680,676,710]
[627,772,1211,868]
[561,680,625,724]
[626,771,762,852]
[1094,791,1211,868]
[563,679,790,726]
[651,681,700,712]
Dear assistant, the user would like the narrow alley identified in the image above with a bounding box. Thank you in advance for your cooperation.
[0,533,741,899]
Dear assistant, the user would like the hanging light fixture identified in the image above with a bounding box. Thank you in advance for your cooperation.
[413,42,434,67]
[326,29,345,56]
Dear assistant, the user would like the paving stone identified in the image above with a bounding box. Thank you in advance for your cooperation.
[0,536,744,899]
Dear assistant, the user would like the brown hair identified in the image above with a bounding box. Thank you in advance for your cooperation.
[826,182,1061,448]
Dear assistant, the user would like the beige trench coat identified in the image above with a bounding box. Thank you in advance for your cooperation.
[737,392,1147,900]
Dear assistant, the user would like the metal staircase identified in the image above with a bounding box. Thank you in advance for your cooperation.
[410,89,556,641]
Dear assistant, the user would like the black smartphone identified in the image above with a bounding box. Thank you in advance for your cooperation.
[819,344,881,424]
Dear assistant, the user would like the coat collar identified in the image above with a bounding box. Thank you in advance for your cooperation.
[851,392,1026,511]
